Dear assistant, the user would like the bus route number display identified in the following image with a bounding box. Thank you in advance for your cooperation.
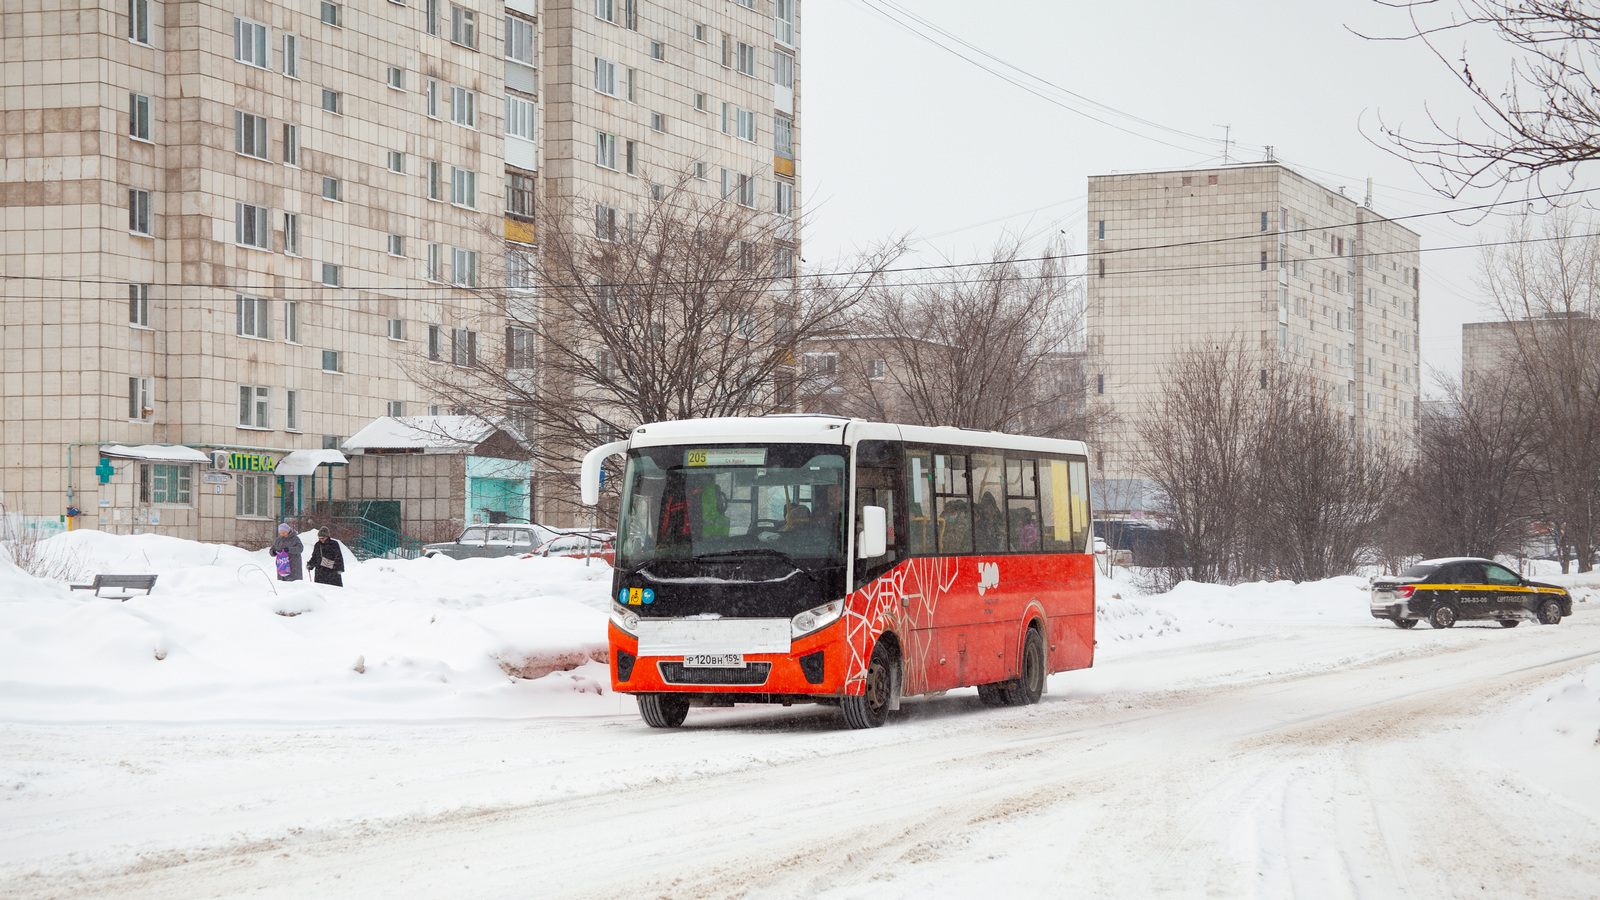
[685,448,768,467]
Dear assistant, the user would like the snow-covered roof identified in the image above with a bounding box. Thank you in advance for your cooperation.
[274,449,348,476]
[342,416,498,454]
[99,444,210,464]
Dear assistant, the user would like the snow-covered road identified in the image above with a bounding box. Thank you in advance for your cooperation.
[4,606,1598,899]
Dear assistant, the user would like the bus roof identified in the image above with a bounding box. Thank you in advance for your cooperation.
[627,416,1090,457]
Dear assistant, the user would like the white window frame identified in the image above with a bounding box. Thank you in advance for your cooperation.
[235,110,268,158]
[283,213,301,256]
[282,123,299,166]
[451,327,479,366]
[234,17,269,68]
[388,234,405,257]
[386,66,404,90]
[449,86,476,127]
[321,263,341,287]
[426,243,442,281]
[129,0,150,44]
[505,95,536,141]
[128,93,150,141]
[236,472,272,517]
[505,15,536,65]
[322,349,341,372]
[129,284,151,327]
[284,300,299,343]
[387,150,405,173]
[449,166,476,209]
[596,130,617,169]
[322,88,342,115]
[737,107,756,142]
[128,188,152,235]
[426,160,442,201]
[735,41,756,76]
[235,202,270,249]
[387,400,406,417]
[320,1,342,27]
[595,203,618,242]
[450,247,478,287]
[285,389,301,432]
[388,317,405,340]
[426,0,440,35]
[238,383,272,428]
[594,57,618,96]
[775,0,795,47]
[449,4,476,48]
[236,295,271,339]
[283,33,300,78]
[595,0,616,25]
[426,79,439,118]
[128,375,153,421]
[775,180,794,217]
[322,175,341,201]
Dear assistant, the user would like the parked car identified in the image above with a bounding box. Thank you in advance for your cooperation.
[1370,557,1573,629]
[423,523,583,560]
[526,531,616,565]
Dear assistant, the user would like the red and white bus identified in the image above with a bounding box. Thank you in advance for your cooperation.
[582,416,1096,729]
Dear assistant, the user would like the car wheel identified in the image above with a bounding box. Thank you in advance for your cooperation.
[1429,603,1458,629]
[1003,627,1047,707]
[1538,598,1564,626]
[842,642,896,729]
[1394,618,1418,629]
[638,693,690,728]
[1499,619,1520,628]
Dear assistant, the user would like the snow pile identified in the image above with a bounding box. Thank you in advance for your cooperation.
[0,530,617,722]
[1478,663,1600,819]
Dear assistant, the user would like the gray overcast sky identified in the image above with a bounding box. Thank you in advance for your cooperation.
[798,0,1595,386]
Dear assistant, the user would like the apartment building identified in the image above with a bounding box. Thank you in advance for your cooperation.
[0,0,800,544]
[1085,163,1422,481]
[1461,314,1599,406]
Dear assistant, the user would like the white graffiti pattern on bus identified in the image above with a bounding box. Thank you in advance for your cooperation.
[842,556,961,694]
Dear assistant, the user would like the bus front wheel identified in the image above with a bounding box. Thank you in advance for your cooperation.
[842,643,896,729]
[638,693,690,728]
[1004,627,1046,707]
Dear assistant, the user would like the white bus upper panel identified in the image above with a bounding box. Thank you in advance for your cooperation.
[626,416,1089,458]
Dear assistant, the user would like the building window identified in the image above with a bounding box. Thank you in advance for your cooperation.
[625,140,637,175]
[596,130,617,169]
[387,233,405,257]
[129,284,151,327]
[867,358,886,381]
[128,375,152,421]
[595,204,618,241]
[450,167,476,208]
[234,111,268,158]
[507,250,534,288]
[386,150,405,173]
[775,0,795,46]
[506,15,536,65]
[507,326,535,369]
[283,213,301,256]
[234,18,268,67]
[506,170,535,219]
[238,383,271,428]
[237,295,271,339]
[128,93,150,140]
[128,188,152,234]
[738,240,755,272]
[322,349,340,372]
[775,114,793,159]
[737,173,756,208]
[322,175,341,201]
[735,41,756,76]
[387,400,406,417]
[1096,374,1104,394]
[428,324,442,360]
[775,180,794,216]
[237,473,271,517]
[388,317,405,340]
[285,389,301,431]
[235,202,269,249]
[449,5,475,48]
[320,1,341,26]
[775,48,794,90]
[322,89,342,114]
[802,353,838,377]
[283,33,300,77]
[594,57,618,96]
[694,161,706,180]
[774,245,794,277]
[386,66,404,90]
[625,0,637,29]
[129,0,150,44]
[321,263,341,287]
[426,0,440,35]
[451,327,478,366]
[1261,211,1269,232]
[595,0,616,24]
[694,23,706,42]
[737,107,755,142]
[143,463,192,505]
[282,123,299,165]
[450,247,478,287]
[506,95,536,140]
[694,92,705,112]
[651,112,665,133]
[449,86,475,126]
[650,41,663,60]
[426,79,439,118]
[322,434,343,450]
[284,300,299,343]
[626,67,636,101]
[427,243,442,281]
[426,161,441,200]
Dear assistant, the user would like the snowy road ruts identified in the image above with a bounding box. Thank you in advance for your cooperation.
[3,611,1598,899]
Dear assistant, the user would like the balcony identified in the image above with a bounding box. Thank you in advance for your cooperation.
[775,155,794,177]
[505,218,536,246]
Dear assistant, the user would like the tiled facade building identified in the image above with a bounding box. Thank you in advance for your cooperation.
[1,0,801,544]
[1085,163,1422,481]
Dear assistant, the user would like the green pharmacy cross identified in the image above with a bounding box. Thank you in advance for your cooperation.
[95,458,115,484]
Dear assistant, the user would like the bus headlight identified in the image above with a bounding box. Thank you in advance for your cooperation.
[610,603,640,636]
[791,600,844,639]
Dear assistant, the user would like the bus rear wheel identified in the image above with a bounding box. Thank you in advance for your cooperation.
[842,643,895,729]
[1004,627,1046,707]
[638,693,690,728]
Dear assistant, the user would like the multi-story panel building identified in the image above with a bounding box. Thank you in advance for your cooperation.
[0,0,800,544]
[1085,163,1422,481]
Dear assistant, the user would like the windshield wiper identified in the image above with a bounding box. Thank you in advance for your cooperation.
[690,548,820,582]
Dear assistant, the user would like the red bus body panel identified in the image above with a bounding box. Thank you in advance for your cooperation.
[609,552,1094,698]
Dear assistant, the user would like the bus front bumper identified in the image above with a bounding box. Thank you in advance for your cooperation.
[608,620,848,697]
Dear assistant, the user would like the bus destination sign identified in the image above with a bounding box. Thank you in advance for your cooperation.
[685,448,768,467]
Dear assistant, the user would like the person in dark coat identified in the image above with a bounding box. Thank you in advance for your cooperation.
[270,523,304,582]
[306,527,346,587]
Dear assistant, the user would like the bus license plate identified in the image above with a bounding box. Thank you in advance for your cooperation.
[683,654,745,668]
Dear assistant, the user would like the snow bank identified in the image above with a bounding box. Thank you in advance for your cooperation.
[1478,663,1600,819]
[0,530,617,722]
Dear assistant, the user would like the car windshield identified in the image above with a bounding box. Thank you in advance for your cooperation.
[616,443,847,573]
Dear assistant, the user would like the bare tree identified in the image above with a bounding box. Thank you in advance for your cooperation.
[1371,0,1600,195]
[1478,213,1600,570]
[408,174,901,520]
[811,240,1088,439]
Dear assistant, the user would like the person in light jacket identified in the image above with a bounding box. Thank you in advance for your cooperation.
[306,526,346,587]
[270,523,304,582]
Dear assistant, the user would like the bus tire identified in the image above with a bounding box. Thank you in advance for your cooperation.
[638,693,690,728]
[1004,626,1046,707]
[976,683,1008,707]
[842,642,895,729]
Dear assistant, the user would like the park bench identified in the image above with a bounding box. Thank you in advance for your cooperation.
[69,574,158,600]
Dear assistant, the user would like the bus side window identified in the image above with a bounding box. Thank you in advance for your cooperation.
[904,449,936,555]
[853,467,899,589]
[1068,458,1091,552]
[971,452,1006,554]
[934,453,971,554]
[1006,456,1040,552]
[1038,457,1072,552]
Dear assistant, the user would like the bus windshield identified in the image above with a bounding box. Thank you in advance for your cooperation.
[616,443,847,574]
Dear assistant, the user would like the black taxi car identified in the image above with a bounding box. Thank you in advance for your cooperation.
[1371,557,1573,629]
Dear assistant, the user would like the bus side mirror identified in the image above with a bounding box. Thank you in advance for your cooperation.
[858,505,887,559]
[580,440,629,506]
